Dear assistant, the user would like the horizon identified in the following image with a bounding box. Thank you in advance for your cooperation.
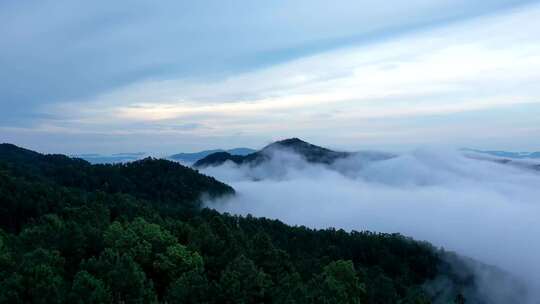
[2,1,540,153]
[3,139,540,159]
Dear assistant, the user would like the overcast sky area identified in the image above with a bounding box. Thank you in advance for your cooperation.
[1,0,540,154]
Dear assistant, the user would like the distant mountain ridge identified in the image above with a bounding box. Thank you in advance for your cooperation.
[71,152,147,164]
[463,148,540,159]
[464,150,540,172]
[169,147,255,163]
[70,147,256,164]
[193,138,393,168]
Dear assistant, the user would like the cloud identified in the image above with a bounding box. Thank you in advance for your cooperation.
[2,0,535,115]
[5,2,540,152]
[202,148,540,303]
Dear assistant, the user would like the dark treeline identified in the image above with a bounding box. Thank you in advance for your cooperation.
[0,143,472,303]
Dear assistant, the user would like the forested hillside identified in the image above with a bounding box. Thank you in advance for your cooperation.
[0,143,233,228]
[0,144,484,303]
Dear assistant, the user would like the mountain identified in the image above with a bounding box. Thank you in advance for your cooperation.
[169,147,255,163]
[463,149,540,172]
[0,143,523,303]
[226,147,256,155]
[0,143,234,214]
[71,147,257,165]
[463,148,540,159]
[71,152,147,164]
[194,138,393,168]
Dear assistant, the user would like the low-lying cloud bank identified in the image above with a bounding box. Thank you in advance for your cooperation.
[202,148,540,303]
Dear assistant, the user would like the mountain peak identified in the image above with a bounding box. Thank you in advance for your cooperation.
[262,137,334,154]
[195,137,351,167]
[274,138,307,146]
[263,138,314,151]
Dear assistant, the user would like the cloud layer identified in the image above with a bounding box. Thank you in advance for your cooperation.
[203,148,540,303]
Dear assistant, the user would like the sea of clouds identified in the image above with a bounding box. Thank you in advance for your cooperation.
[201,148,540,303]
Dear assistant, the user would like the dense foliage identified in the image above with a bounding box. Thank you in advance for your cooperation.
[0,144,471,303]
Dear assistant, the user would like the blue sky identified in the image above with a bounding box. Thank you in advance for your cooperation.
[1,0,540,153]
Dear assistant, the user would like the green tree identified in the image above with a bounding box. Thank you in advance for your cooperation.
[0,233,23,304]
[365,271,398,304]
[0,274,23,303]
[153,243,203,281]
[271,272,308,304]
[401,287,432,304]
[69,271,111,304]
[219,255,270,304]
[83,249,156,303]
[166,270,210,304]
[19,248,67,304]
[103,218,176,267]
[250,231,294,280]
[310,260,365,304]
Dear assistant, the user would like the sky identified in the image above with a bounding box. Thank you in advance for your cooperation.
[1,0,540,154]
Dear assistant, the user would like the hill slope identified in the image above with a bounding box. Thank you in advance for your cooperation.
[0,143,234,210]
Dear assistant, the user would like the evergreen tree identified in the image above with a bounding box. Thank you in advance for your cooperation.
[310,260,365,304]
[69,271,111,304]
[219,255,271,303]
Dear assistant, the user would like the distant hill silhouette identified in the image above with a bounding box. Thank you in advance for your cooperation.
[194,138,393,168]
[71,152,147,164]
[169,147,255,163]
[463,148,540,159]
[463,149,540,172]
